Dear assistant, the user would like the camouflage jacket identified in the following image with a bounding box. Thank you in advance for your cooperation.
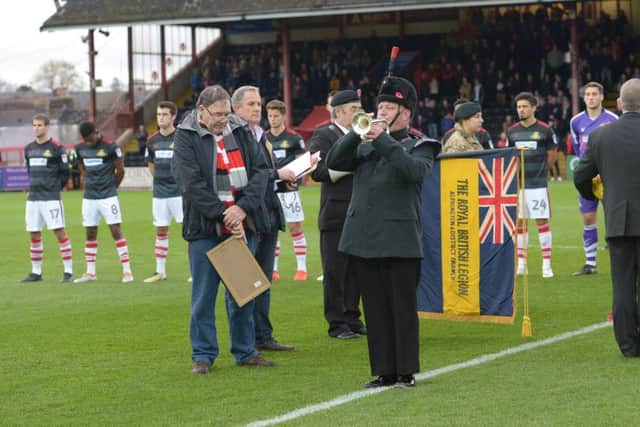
[442,124,484,153]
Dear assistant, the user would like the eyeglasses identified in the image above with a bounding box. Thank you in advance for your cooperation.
[204,106,230,120]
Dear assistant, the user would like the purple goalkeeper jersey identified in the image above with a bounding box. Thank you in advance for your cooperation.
[570,109,618,157]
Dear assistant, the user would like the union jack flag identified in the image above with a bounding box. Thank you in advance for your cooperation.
[478,157,519,244]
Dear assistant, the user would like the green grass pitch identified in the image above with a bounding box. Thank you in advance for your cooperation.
[1,182,638,426]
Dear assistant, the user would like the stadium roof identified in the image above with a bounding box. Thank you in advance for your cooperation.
[41,0,569,31]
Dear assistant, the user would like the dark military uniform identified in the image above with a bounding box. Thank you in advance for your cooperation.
[310,121,364,337]
[327,76,440,380]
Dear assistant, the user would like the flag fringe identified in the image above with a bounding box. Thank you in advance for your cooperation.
[521,315,532,337]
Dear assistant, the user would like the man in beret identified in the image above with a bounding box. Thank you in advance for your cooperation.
[310,90,366,340]
[442,101,485,153]
[327,77,440,388]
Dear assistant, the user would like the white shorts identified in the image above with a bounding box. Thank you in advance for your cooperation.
[277,190,305,223]
[152,196,183,227]
[518,188,551,219]
[82,196,123,227]
[25,200,66,232]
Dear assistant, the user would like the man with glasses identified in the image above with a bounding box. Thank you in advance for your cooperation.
[172,85,273,374]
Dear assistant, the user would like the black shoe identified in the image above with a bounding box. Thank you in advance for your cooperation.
[396,375,416,388]
[364,375,397,388]
[256,340,295,351]
[573,264,597,276]
[334,331,360,340]
[60,273,73,283]
[20,273,42,283]
[351,326,367,335]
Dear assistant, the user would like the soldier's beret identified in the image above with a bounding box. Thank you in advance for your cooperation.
[330,90,360,107]
[454,102,482,122]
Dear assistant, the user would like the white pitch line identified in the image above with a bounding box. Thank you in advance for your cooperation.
[247,321,611,427]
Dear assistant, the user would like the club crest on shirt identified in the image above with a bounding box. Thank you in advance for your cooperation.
[280,140,289,148]
[97,149,106,157]
[169,142,175,149]
[530,131,541,140]
[43,149,52,157]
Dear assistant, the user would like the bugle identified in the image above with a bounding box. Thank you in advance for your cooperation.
[351,111,388,142]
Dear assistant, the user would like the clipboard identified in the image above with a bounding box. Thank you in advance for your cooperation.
[281,151,321,179]
[206,237,271,307]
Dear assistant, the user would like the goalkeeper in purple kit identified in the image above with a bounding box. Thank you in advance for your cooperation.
[569,82,618,276]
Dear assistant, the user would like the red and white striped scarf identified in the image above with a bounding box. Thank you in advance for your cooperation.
[215,134,248,234]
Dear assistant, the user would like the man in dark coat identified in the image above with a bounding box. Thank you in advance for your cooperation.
[310,90,366,339]
[172,85,273,374]
[327,77,440,388]
[230,86,295,352]
[574,78,640,358]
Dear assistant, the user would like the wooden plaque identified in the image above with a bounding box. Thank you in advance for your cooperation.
[206,237,271,307]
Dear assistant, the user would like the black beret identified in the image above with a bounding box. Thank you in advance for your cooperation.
[79,121,96,138]
[330,90,360,107]
[454,102,482,122]
[377,76,418,114]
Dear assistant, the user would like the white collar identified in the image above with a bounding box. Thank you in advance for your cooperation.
[333,121,349,135]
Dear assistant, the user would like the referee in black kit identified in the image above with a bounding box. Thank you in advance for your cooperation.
[326,76,440,388]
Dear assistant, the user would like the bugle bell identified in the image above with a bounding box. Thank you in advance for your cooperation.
[352,111,388,142]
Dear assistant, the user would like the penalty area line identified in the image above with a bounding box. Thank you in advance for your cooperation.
[246,321,611,427]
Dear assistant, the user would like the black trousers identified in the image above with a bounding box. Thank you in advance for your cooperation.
[320,231,363,336]
[253,230,278,345]
[608,237,640,357]
[349,255,420,376]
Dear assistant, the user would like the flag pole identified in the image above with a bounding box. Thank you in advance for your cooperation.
[518,147,532,337]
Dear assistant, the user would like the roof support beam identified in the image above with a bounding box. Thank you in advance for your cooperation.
[160,25,169,100]
[191,26,197,66]
[127,27,135,114]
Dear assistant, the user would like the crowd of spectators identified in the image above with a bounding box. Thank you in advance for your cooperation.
[188,5,638,150]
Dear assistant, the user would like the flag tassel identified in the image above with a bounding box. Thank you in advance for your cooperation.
[521,315,532,337]
[518,147,532,338]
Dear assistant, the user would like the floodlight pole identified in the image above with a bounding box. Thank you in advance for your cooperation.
[88,29,97,123]
[570,11,579,116]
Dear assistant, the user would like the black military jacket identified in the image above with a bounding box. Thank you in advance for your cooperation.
[310,123,353,231]
[326,128,439,258]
